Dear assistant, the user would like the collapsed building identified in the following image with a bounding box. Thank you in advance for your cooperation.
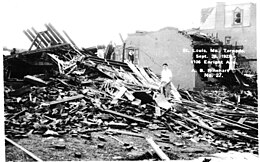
[3,24,258,161]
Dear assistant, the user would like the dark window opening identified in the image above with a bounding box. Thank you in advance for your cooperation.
[225,36,231,45]
[234,8,242,25]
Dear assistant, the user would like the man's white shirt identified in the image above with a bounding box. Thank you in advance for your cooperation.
[161,69,172,83]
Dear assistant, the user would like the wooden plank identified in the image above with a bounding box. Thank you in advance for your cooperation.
[187,110,209,128]
[42,94,85,106]
[48,23,67,43]
[137,66,159,86]
[126,61,149,85]
[44,30,58,45]
[216,111,258,117]
[24,75,48,86]
[23,30,34,42]
[5,137,43,162]
[114,86,127,99]
[65,65,77,75]
[102,109,151,124]
[28,34,40,51]
[233,132,258,142]
[56,78,71,87]
[63,30,77,47]
[146,137,170,161]
[124,91,135,101]
[135,66,151,83]
[26,29,44,48]
[144,67,161,83]
[193,111,255,133]
[23,30,40,49]
[211,113,258,131]
[31,27,49,47]
[172,112,234,139]
[9,85,32,97]
[169,117,194,131]
[44,24,62,43]
[40,31,51,45]
[238,117,247,124]
[8,109,27,120]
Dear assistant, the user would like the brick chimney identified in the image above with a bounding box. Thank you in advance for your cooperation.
[215,2,225,29]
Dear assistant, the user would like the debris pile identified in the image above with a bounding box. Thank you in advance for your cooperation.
[4,25,258,161]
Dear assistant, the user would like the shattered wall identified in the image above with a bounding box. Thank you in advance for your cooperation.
[125,27,195,90]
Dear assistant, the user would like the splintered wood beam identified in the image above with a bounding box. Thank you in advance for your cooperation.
[192,110,257,132]
[5,137,43,162]
[44,30,58,45]
[40,31,51,44]
[23,30,40,49]
[8,109,27,120]
[211,113,258,131]
[44,24,62,43]
[169,117,194,131]
[24,75,48,86]
[31,27,48,47]
[172,112,233,139]
[48,23,67,43]
[63,30,77,47]
[146,137,170,161]
[42,94,85,106]
[23,30,34,42]
[26,29,44,48]
[28,34,40,51]
[102,109,151,124]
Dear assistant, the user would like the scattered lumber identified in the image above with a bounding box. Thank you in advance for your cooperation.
[101,109,151,124]
[42,94,85,106]
[145,137,170,161]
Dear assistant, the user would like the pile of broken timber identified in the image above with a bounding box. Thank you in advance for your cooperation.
[4,25,258,161]
[4,56,258,160]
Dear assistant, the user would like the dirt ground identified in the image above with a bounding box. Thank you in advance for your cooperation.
[5,127,219,161]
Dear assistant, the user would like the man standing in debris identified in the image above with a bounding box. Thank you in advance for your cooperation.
[160,63,172,98]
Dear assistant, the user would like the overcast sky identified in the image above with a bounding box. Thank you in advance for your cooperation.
[1,0,257,49]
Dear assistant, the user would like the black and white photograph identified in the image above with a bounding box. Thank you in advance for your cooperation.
[1,0,259,161]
